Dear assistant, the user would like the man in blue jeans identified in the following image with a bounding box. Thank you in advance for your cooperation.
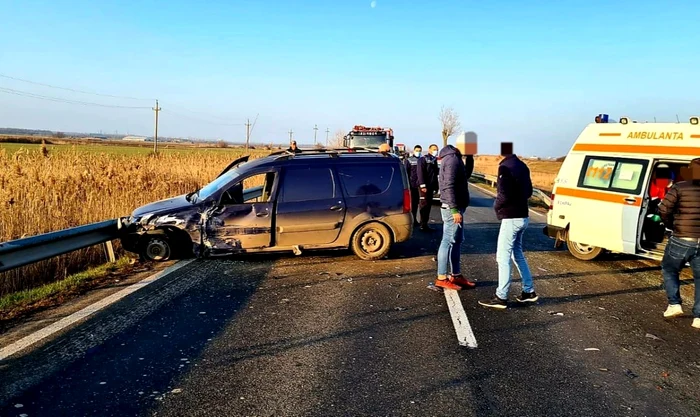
[658,158,700,329]
[479,150,537,309]
[434,144,476,291]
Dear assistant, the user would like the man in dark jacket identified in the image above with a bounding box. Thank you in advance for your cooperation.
[434,145,475,290]
[417,144,440,231]
[287,141,302,153]
[479,152,537,309]
[658,158,700,329]
[403,145,422,226]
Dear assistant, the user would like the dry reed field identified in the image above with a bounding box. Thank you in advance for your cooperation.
[0,144,269,296]
[474,155,563,193]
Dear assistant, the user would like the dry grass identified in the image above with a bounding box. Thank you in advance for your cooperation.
[475,155,563,193]
[0,145,270,296]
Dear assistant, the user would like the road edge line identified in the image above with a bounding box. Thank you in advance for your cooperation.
[0,259,196,361]
[443,289,478,348]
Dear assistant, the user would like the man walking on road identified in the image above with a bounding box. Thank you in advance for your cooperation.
[403,145,422,226]
[479,148,537,309]
[417,144,440,232]
[658,158,700,329]
[434,144,476,290]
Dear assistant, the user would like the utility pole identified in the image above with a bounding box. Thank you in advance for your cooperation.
[245,118,251,151]
[313,124,318,145]
[288,129,294,144]
[152,99,161,153]
[325,127,330,145]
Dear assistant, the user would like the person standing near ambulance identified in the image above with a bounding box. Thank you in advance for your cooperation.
[658,158,700,329]
[417,144,440,231]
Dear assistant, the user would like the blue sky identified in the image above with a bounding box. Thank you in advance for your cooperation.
[1,0,700,156]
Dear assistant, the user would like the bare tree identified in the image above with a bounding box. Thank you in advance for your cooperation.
[329,129,346,147]
[439,106,461,147]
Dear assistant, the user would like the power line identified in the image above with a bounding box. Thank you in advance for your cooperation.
[0,73,154,101]
[0,86,151,109]
[159,109,244,126]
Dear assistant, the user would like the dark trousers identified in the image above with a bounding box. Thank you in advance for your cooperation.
[410,187,420,224]
[419,187,434,227]
[661,236,700,318]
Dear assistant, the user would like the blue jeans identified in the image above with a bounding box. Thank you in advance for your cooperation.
[661,236,700,318]
[496,218,535,300]
[437,208,464,276]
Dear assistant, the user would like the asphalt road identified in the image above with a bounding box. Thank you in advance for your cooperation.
[1,186,699,417]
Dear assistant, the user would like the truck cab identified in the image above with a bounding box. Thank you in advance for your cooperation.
[344,125,395,151]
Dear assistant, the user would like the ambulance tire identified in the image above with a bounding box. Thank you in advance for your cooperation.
[565,233,603,261]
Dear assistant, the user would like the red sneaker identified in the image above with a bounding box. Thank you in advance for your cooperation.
[450,274,476,289]
[435,278,462,291]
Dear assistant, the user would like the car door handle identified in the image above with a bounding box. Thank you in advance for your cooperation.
[330,205,344,211]
[256,211,269,217]
[624,198,637,204]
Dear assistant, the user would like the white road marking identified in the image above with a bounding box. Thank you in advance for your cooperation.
[443,289,478,348]
[0,259,196,361]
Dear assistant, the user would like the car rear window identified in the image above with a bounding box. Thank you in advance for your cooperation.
[338,164,394,197]
[281,167,336,202]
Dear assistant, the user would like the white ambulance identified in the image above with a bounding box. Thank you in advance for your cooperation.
[544,116,700,261]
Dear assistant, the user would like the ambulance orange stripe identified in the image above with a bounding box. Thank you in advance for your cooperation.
[691,134,700,139]
[556,187,641,206]
[598,133,621,137]
[572,143,699,156]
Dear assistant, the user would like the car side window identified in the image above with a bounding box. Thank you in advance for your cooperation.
[578,156,648,195]
[220,172,276,205]
[338,165,394,196]
[281,167,335,202]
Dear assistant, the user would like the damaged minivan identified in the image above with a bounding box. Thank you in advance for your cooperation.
[118,148,414,261]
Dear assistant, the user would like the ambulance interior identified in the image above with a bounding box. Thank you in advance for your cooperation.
[639,160,689,253]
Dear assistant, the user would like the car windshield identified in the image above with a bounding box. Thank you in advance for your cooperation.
[350,133,387,147]
[196,168,241,202]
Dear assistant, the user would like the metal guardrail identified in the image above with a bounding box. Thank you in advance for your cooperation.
[470,172,552,207]
[0,173,552,273]
[0,220,119,273]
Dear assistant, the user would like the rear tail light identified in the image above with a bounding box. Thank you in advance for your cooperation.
[403,189,411,213]
[549,194,555,211]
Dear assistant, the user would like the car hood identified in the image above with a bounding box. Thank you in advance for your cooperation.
[131,194,194,218]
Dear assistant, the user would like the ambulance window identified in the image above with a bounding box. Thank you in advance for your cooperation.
[611,162,645,191]
[581,158,616,189]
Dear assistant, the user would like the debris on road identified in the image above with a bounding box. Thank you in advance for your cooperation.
[625,369,639,379]
[548,311,564,316]
[171,388,183,394]
[645,333,663,341]
[394,307,407,311]
[584,348,600,351]
[599,368,609,372]
[537,267,548,272]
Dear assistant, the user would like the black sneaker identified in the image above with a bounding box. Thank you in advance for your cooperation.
[478,297,508,309]
[516,291,539,303]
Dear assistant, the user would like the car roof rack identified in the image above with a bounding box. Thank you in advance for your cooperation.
[271,147,392,160]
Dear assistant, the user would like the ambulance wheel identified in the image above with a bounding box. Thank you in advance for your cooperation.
[566,234,603,261]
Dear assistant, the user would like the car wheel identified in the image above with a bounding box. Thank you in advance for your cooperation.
[140,233,172,262]
[351,222,392,261]
[566,231,603,261]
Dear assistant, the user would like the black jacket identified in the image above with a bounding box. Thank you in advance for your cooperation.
[494,155,533,220]
[403,156,420,188]
[438,145,474,211]
[418,154,439,190]
[659,159,700,239]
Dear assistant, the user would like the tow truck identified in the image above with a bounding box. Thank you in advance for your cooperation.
[344,125,395,151]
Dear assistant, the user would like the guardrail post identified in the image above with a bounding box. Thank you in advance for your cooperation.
[104,241,116,263]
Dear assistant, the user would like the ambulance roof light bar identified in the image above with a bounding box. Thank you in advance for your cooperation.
[690,116,699,125]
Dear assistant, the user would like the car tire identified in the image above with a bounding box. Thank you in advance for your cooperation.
[140,232,172,262]
[565,231,603,261]
[351,222,392,261]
